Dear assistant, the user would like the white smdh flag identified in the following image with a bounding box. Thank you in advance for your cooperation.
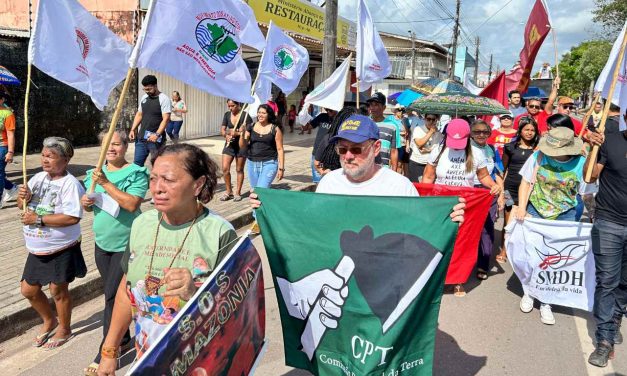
[297,54,351,125]
[28,0,132,110]
[131,0,266,104]
[506,218,595,312]
[355,0,391,92]
[255,21,309,100]
[595,21,627,131]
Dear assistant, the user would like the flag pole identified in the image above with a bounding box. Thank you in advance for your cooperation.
[578,92,600,139]
[584,28,627,182]
[21,64,32,214]
[355,53,360,108]
[551,26,559,78]
[89,68,135,194]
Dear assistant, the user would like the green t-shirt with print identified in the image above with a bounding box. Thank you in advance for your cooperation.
[84,163,149,252]
[120,208,238,356]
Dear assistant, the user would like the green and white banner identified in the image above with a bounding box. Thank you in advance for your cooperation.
[256,188,459,376]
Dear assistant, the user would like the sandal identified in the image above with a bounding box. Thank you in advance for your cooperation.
[233,195,243,202]
[477,269,488,280]
[219,193,234,202]
[496,251,507,264]
[84,362,99,376]
[43,335,72,350]
[32,326,57,347]
[453,284,466,297]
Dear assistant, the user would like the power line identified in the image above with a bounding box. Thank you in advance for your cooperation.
[374,17,452,24]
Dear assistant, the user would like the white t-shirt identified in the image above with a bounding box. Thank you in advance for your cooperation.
[409,125,443,164]
[316,167,419,197]
[471,143,496,186]
[24,172,85,255]
[427,145,487,187]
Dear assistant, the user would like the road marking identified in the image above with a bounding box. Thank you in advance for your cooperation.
[573,312,615,375]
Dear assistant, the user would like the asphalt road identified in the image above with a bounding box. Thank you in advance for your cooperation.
[0,227,625,376]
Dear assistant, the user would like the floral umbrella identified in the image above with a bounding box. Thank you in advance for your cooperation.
[411,77,444,95]
[431,79,470,95]
[407,93,509,116]
[0,66,20,85]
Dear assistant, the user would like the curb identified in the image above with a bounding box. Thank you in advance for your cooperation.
[0,183,316,344]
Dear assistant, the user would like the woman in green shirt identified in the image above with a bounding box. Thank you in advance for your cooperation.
[97,143,237,376]
[81,130,149,375]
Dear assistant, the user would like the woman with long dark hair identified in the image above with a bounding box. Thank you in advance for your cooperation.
[220,99,252,202]
[496,116,539,264]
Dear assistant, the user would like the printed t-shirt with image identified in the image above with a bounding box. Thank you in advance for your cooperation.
[519,151,585,219]
[471,142,503,185]
[121,208,238,357]
[427,145,487,187]
[376,119,401,167]
[83,163,149,252]
[409,125,443,165]
[24,171,85,255]
[487,129,516,157]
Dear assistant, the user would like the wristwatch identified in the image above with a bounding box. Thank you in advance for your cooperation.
[36,215,44,227]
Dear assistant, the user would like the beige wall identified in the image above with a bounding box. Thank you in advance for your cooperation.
[0,0,137,31]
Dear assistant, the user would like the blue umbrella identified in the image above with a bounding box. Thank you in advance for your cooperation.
[0,66,20,86]
[523,86,548,99]
[431,79,470,95]
[396,89,423,106]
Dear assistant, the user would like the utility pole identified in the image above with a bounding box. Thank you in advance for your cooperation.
[449,0,461,80]
[473,36,480,83]
[322,0,338,81]
[488,54,493,81]
[410,31,416,84]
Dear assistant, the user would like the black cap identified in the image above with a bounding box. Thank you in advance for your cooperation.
[366,92,386,105]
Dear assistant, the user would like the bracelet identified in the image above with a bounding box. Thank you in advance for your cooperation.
[278,168,285,172]
[101,345,120,359]
[7,151,13,154]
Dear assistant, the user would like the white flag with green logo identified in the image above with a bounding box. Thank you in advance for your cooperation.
[255,21,309,102]
[130,0,265,103]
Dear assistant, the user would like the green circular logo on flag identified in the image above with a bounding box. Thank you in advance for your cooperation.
[274,46,295,71]
[195,16,240,64]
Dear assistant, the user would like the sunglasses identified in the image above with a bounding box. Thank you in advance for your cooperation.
[560,105,575,110]
[426,117,437,121]
[336,142,374,155]
[472,130,491,136]
[527,105,541,110]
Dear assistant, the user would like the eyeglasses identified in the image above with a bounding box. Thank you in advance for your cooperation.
[426,117,437,121]
[336,142,374,155]
[560,105,575,110]
[528,105,541,110]
[472,130,491,136]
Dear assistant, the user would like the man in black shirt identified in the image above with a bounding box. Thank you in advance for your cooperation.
[130,75,171,166]
[308,108,337,183]
[585,114,627,367]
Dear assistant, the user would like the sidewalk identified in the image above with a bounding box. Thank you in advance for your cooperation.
[0,131,318,342]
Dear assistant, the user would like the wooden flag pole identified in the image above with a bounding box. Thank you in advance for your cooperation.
[21,64,32,214]
[584,28,627,182]
[578,92,600,139]
[551,27,560,78]
[88,67,134,194]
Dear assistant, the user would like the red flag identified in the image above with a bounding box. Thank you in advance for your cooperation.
[414,183,492,285]
[479,71,508,107]
[512,0,551,93]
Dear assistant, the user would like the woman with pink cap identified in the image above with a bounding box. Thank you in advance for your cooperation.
[422,118,501,296]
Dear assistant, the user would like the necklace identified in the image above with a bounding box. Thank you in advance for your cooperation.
[145,209,201,294]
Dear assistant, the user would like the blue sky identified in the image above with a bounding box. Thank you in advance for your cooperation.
[329,0,599,75]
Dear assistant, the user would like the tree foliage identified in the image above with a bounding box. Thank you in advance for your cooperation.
[556,40,612,97]
[593,0,627,38]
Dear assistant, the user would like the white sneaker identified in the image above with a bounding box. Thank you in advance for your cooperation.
[520,294,534,313]
[540,304,555,325]
[2,185,18,203]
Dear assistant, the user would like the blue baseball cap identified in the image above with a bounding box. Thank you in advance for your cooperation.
[330,115,380,144]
